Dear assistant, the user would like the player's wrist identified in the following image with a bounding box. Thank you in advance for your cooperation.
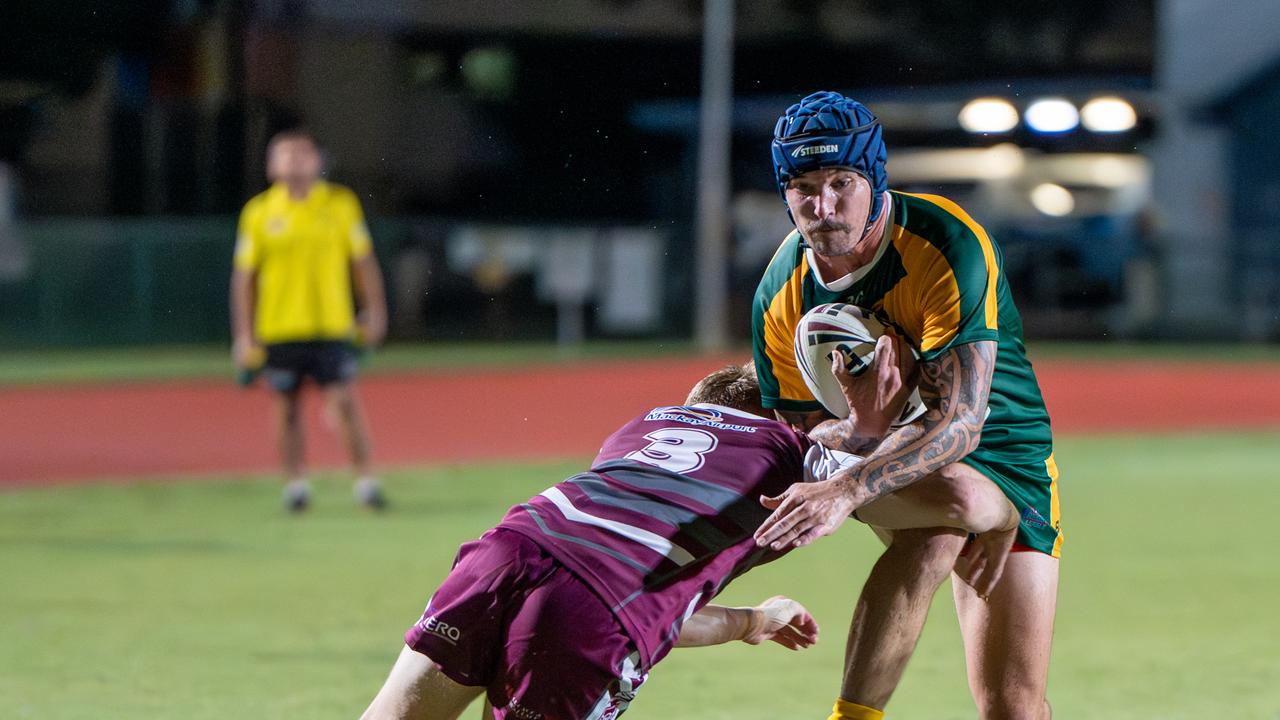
[839,471,874,510]
[848,415,889,443]
[741,606,767,642]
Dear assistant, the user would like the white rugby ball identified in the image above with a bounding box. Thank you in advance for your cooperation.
[793,303,926,426]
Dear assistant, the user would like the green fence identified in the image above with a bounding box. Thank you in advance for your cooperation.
[0,218,412,348]
[0,217,681,348]
[0,219,237,346]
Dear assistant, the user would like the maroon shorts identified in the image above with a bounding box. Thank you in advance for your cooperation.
[404,528,648,720]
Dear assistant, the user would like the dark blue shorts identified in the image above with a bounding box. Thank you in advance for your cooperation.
[263,341,358,393]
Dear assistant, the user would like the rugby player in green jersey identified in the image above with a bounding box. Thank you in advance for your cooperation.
[752,91,1062,720]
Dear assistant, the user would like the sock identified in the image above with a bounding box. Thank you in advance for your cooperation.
[828,698,885,720]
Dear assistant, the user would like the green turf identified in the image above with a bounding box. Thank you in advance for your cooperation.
[0,341,699,386]
[1,340,1277,386]
[2,432,1278,719]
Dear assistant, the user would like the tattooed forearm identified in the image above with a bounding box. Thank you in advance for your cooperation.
[839,340,996,503]
[779,407,881,454]
[809,418,882,456]
[774,409,828,433]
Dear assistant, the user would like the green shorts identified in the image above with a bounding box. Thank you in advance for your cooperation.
[961,450,1063,558]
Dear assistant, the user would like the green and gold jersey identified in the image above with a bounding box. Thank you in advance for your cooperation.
[751,191,1053,464]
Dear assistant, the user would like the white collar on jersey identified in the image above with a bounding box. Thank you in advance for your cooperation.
[691,403,772,421]
[806,192,895,292]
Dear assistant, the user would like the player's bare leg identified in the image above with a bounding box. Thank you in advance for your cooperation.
[325,382,373,475]
[840,526,966,711]
[836,469,1005,711]
[856,463,1016,534]
[362,645,482,720]
[274,389,309,511]
[275,389,306,477]
[325,381,385,508]
[952,552,1058,720]
[857,463,1021,597]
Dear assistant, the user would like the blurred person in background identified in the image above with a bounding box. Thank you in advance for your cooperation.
[230,128,388,512]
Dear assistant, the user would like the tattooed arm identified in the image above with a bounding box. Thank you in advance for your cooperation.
[808,418,882,456]
[771,409,885,456]
[775,409,829,433]
[753,340,996,549]
[842,339,995,500]
[769,406,891,459]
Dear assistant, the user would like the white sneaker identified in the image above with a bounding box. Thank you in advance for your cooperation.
[283,479,312,513]
[354,476,387,511]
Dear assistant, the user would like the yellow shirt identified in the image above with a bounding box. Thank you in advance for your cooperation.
[234,181,372,344]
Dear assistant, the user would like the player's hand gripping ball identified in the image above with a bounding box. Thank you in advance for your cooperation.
[793,303,925,426]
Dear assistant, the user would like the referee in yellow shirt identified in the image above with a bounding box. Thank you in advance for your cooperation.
[231,129,388,512]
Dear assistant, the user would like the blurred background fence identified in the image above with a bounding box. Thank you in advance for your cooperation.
[0,216,682,346]
[2,0,1278,350]
[0,202,1163,348]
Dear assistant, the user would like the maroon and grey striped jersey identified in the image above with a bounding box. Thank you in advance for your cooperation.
[496,403,858,669]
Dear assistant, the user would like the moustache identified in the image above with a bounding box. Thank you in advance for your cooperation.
[804,219,853,235]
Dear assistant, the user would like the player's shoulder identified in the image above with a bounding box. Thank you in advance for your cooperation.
[320,182,362,209]
[892,190,992,265]
[894,191,986,241]
[755,230,806,306]
[240,187,274,217]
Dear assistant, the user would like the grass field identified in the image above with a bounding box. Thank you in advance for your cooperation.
[0,341,698,386]
[3,339,1279,386]
[3,431,1278,719]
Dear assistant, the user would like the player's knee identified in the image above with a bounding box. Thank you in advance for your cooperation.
[329,386,356,410]
[974,685,1049,720]
[943,477,1006,532]
[277,395,302,424]
[888,527,965,579]
[932,465,1006,533]
[936,474,981,525]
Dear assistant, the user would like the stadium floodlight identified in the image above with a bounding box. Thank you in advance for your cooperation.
[1080,96,1137,133]
[1030,183,1075,217]
[1024,98,1080,134]
[958,98,1019,133]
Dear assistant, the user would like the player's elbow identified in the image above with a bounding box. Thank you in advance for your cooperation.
[231,268,255,292]
[929,415,981,464]
[951,407,986,458]
[964,426,982,456]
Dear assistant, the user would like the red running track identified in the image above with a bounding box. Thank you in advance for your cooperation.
[1,357,1278,486]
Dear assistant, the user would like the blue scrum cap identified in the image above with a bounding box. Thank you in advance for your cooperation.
[771,90,888,226]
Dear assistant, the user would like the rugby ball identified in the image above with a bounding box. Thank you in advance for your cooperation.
[793,303,926,426]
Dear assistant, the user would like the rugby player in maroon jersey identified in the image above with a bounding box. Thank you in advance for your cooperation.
[361,360,1017,720]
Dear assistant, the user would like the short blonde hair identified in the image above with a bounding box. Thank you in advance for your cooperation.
[685,362,764,417]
